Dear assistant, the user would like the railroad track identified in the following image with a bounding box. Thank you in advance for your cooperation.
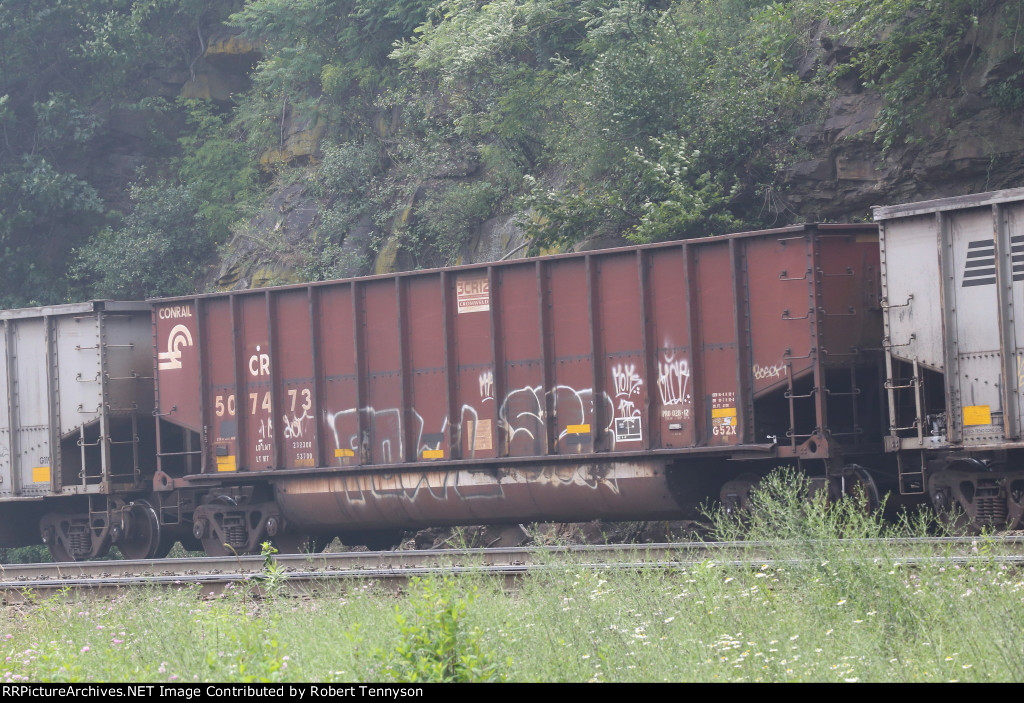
[2,537,1022,598]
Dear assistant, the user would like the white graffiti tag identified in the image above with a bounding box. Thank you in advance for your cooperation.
[611,363,643,442]
[753,362,788,381]
[611,363,643,399]
[657,352,690,406]
[479,370,494,401]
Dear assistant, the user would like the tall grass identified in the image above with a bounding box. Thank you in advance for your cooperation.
[2,472,1021,682]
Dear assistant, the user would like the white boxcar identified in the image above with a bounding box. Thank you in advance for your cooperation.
[875,188,1024,528]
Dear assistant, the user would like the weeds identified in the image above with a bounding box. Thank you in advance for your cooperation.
[373,576,504,683]
[0,473,1020,682]
[255,541,289,596]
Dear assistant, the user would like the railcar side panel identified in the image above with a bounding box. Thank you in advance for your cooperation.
[646,247,696,449]
[746,234,814,397]
[0,330,9,498]
[497,264,547,457]
[1011,204,1024,433]
[148,224,882,542]
[596,252,648,453]
[317,284,358,468]
[693,241,742,447]
[547,258,596,455]
[204,297,236,473]
[157,225,882,477]
[155,300,201,432]
[275,290,316,469]
[817,233,881,366]
[875,187,1024,528]
[12,320,50,495]
[238,294,273,471]
[406,274,448,462]
[451,270,498,462]
[0,302,153,502]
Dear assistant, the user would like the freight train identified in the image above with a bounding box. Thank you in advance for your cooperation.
[2,188,1023,561]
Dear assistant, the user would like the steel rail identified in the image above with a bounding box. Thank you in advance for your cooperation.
[1,537,1021,597]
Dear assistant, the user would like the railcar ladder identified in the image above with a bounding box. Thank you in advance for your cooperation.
[887,358,925,495]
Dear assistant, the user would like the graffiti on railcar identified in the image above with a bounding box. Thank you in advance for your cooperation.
[657,350,691,407]
[753,361,787,381]
[611,362,644,443]
[478,370,494,401]
[318,461,625,517]
[321,351,702,463]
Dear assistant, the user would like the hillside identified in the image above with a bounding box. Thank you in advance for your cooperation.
[1,0,1022,306]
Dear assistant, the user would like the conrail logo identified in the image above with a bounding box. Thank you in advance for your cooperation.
[962,235,1024,287]
[158,324,193,370]
[158,305,193,319]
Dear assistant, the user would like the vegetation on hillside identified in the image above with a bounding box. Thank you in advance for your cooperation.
[0,0,1020,305]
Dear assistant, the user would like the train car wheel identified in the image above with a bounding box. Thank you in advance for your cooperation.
[119,500,162,560]
[151,534,177,560]
[838,466,881,513]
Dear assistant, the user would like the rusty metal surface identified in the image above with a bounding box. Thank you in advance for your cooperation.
[274,459,680,530]
[152,224,881,528]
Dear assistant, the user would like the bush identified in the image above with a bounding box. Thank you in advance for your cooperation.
[374,576,505,683]
[72,182,212,300]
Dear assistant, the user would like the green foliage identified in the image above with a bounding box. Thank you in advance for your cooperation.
[706,468,895,542]
[405,179,502,265]
[301,139,385,280]
[624,135,740,243]
[177,99,260,240]
[71,181,211,299]
[230,0,433,145]
[519,175,631,253]
[827,0,989,151]
[0,0,1017,301]
[374,576,504,683]
[508,0,822,250]
[988,66,1024,110]
[255,542,289,596]
[0,0,238,307]
[391,0,585,170]
[0,545,52,565]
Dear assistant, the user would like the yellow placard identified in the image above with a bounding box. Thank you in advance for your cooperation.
[422,449,445,459]
[32,467,50,483]
[711,408,737,418]
[216,455,237,472]
[963,405,992,426]
[566,424,591,434]
[334,448,355,457]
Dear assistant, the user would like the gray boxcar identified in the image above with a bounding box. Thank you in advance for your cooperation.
[875,187,1024,528]
[0,301,156,557]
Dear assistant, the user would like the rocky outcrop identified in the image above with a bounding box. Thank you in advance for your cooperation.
[213,181,321,290]
[781,89,1024,220]
[780,7,1024,220]
[180,30,260,102]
